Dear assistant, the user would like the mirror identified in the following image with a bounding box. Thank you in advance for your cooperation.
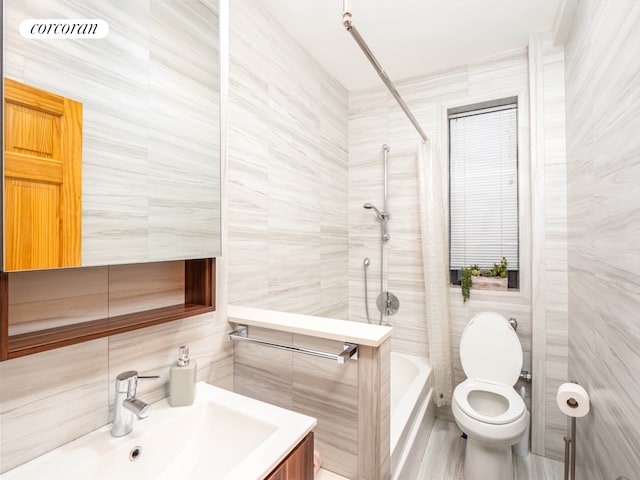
[2,0,221,271]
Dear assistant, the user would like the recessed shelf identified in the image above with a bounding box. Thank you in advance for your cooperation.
[1,258,216,361]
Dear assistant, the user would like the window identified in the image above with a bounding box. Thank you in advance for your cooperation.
[448,98,519,288]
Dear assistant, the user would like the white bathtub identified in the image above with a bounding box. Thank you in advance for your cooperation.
[390,352,435,480]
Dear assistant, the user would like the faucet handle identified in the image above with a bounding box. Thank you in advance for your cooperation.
[116,370,139,382]
[116,371,160,382]
[115,371,160,397]
[129,374,160,397]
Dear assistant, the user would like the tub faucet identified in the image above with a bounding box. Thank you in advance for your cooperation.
[111,370,160,437]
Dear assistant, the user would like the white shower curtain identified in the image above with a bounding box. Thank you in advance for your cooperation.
[416,140,454,407]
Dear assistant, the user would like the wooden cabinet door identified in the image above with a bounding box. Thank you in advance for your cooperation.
[3,78,82,270]
[265,432,314,480]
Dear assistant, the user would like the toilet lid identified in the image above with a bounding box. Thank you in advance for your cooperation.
[460,312,523,385]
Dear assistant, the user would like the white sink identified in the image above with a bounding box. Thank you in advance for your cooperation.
[1,382,316,480]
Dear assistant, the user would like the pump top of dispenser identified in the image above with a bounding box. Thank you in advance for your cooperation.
[177,346,190,366]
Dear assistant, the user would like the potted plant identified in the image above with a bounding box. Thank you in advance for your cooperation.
[461,257,508,302]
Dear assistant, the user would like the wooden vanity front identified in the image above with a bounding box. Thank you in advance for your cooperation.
[266,432,314,480]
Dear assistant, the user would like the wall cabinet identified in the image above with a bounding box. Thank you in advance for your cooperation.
[266,432,314,480]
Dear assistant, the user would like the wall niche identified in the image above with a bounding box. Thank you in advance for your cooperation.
[0,258,216,361]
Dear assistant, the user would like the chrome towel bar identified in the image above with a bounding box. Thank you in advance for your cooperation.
[229,325,358,364]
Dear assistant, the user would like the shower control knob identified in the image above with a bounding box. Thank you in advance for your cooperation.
[377,292,399,316]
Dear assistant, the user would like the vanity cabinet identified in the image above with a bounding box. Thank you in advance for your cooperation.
[266,432,314,480]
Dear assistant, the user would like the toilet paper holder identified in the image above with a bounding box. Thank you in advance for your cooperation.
[560,381,590,480]
[563,420,575,480]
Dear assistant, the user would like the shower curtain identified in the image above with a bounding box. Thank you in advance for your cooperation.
[416,139,454,407]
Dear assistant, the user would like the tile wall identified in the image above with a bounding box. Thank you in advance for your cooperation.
[226,2,354,477]
[564,1,640,478]
[348,49,533,361]
[0,262,233,473]
[236,332,391,480]
[348,46,569,459]
[226,2,349,318]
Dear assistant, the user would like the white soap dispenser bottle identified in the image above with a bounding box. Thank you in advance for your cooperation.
[169,345,197,406]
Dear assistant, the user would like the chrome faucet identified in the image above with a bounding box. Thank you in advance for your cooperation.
[111,370,160,437]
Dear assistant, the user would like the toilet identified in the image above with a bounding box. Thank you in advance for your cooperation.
[451,312,528,480]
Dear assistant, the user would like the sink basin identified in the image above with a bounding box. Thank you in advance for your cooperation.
[1,382,316,480]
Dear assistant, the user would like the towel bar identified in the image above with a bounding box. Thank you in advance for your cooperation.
[229,325,358,364]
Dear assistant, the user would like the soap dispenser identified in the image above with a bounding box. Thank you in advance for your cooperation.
[169,346,197,407]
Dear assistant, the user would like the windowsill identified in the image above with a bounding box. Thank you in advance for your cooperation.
[449,284,530,305]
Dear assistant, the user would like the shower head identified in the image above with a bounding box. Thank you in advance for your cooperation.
[364,202,390,241]
[363,257,370,267]
[363,202,382,219]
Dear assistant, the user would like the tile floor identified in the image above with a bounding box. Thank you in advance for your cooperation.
[316,419,565,480]
[417,419,565,480]
[316,468,349,480]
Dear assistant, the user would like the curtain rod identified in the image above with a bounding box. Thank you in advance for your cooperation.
[342,0,428,142]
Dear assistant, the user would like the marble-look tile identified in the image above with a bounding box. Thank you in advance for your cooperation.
[107,312,231,415]
[1,258,230,474]
[416,419,466,480]
[293,336,359,479]
[226,0,349,318]
[417,419,564,480]
[107,261,184,317]
[7,267,108,335]
[564,1,640,479]
[233,327,295,410]
[467,48,529,97]
[0,340,109,473]
[528,33,570,460]
[348,50,532,359]
[348,37,569,460]
[357,340,390,480]
[316,468,349,480]
[514,453,564,480]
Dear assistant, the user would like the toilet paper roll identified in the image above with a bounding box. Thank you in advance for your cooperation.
[556,383,590,417]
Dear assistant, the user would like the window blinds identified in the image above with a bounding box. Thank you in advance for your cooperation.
[449,105,519,270]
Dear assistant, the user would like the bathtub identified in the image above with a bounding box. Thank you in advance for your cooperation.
[390,352,435,480]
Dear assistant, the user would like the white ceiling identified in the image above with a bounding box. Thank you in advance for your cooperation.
[255,0,562,91]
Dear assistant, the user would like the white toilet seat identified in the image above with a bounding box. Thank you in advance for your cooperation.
[453,379,525,425]
[452,312,528,480]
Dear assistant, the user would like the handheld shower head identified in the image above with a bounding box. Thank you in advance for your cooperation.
[363,202,382,219]
[363,202,390,241]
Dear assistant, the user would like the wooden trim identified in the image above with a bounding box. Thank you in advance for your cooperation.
[185,258,216,308]
[7,303,214,359]
[3,78,66,115]
[0,273,8,361]
[1,258,216,360]
[61,96,83,267]
[4,153,64,183]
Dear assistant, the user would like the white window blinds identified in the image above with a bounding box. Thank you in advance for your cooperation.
[449,104,519,270]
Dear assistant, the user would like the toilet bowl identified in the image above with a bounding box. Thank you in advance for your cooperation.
[451,312,527,480]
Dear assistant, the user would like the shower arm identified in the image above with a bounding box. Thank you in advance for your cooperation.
[342,1,428,143]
